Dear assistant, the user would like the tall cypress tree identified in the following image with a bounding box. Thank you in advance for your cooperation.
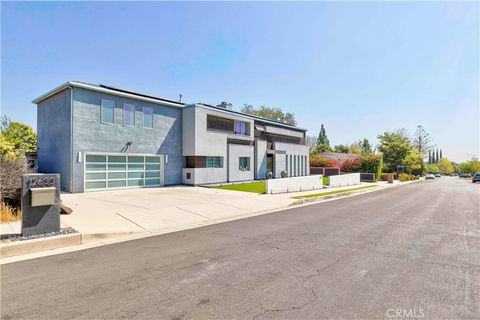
[317,124,330,147]
[428,150,431,164]
[440,149,443,159]
[432,149,436,163]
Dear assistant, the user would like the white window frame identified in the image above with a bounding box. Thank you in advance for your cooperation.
[143,106,154,129]
[123,103,135,127]
[100,99,115,125]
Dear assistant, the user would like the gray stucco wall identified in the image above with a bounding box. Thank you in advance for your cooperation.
[71,88,183,192]
[228,144,254,182]
[37,89,72,192]
[255,140,267,180]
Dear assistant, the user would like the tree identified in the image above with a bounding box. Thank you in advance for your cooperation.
[0,115,11,132]
[377,130,411,172]
[316,124,330,147]
[348,142,363,154]
[241,104,296,125]
[425,163,440,174]
[435,149,439,163]
[2,121,37,152]
[431,149,436,163]
[360,138,372,153]
[428,150,432,164]
[440,149,443,159]
[333,144,349,153]
[0,134,20,161]
[459,158,480,175]
[412,125,433,160]
[437,158,454,175]
[305,135,317,151]
[404,147,422,173]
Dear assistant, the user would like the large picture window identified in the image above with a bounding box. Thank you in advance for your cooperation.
[124,103,135,127]
[101,99,115,124]
[239,157,250,171]
[207,115,234,133]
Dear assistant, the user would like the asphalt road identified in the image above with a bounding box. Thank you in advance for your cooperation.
[2,177,479,320]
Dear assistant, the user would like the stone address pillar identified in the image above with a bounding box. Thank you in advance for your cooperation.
[21,174,61,236]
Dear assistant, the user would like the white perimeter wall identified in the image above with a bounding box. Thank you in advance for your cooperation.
[182,168,226,185]
[329,173,361,187]
[266,175,323,194]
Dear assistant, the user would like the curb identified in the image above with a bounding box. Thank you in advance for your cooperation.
[0,231,142,259]
[1,233,82,258]
[289,186,381,206]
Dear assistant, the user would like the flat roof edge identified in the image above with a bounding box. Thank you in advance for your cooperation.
[32,81,185,108]
[195,103,308,132]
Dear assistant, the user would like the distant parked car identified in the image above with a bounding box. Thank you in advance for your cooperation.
[460,173,471,178]
[426,174,435,180]
[472,173,480,183]
[435,173,441,177]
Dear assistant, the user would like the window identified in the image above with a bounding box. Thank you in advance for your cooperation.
[101,99,115,124]
[235,121,250,136]
[239,157,250,171]
[206,156,223,168]
[207,115,234,133]
[143,107,153,128]
[124,103,135,126]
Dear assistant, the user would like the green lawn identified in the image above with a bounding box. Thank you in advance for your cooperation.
[215,181,266,194]
[323,176,329,186]
[292,184,377,199]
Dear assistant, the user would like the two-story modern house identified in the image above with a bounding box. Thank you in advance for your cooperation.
[33,81,309,192]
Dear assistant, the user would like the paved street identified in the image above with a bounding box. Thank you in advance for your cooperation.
[1,177,479,320]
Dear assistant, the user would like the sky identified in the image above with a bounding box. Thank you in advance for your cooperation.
[1,1,479,162]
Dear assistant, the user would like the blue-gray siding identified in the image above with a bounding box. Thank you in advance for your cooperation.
[37,89,72,192]
[71,88,183,192]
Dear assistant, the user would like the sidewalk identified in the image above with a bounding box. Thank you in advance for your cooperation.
[1,180,418,261]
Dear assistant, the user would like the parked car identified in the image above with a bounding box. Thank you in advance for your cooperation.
[435,173,441,177]
[472,173,480,183]
[460,173,471,178]
[426,173,435,180]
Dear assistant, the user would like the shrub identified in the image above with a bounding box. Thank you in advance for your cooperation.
[340,158,362,172]
[379,173,390,181]
[0,154,28,207]
[0,202,21,223]
[398,173,418,182]
[309,154,337,167]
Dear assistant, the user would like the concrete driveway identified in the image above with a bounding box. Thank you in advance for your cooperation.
[60,186,298,238]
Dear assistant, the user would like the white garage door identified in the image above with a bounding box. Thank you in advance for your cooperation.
[84,153,163,191]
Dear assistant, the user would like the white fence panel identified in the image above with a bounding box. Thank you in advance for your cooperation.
[266,175,323,194]
[329,173,361,187]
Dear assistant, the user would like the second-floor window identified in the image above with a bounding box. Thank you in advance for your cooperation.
[207,115,234,133]
[235,121,250,136]
[124,103,135,127]
[101,99,115,124]
[143,107,153,128]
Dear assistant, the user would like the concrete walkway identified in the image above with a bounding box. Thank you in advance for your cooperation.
[1,180,408,241]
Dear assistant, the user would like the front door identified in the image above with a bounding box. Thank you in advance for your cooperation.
[267,154,274,174]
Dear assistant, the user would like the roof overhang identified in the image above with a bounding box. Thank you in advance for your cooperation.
[32,81,186,108]
[194,103,308,132]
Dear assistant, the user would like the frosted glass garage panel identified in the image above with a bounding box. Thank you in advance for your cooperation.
[85,154,162,190]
